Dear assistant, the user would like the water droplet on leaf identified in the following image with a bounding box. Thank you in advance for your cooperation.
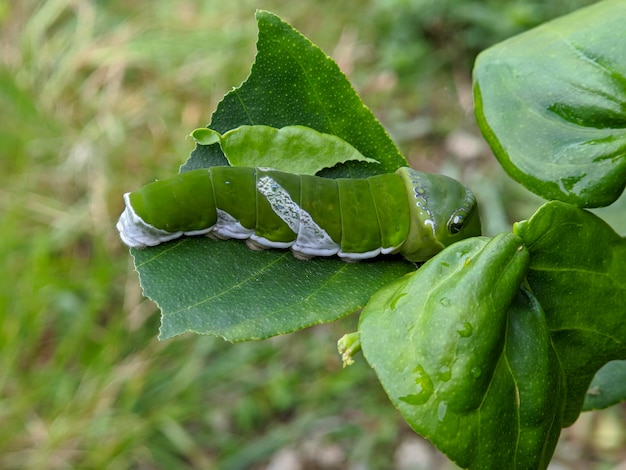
[437,401,448,421]
[456,321,473,337]
[438,365,451,382]
[399,364,434,405]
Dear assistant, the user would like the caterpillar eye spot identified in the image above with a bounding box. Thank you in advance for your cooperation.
[448,215,465,234]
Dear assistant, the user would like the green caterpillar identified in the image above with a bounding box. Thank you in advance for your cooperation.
[117,166,481,262]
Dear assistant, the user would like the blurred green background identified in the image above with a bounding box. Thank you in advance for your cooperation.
[1,1,624,469]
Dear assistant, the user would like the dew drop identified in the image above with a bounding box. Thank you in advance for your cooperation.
[437,401,448,421]
[456,321,473,338]
[438,365,451,382]
[399,364,434,406]
[471,367,482,379]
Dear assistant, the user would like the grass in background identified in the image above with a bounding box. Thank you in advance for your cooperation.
[0,1,623,469]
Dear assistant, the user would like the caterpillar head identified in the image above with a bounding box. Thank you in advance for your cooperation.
[397,167,481,262]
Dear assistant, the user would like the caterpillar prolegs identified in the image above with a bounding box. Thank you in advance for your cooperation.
[117,166,481,262]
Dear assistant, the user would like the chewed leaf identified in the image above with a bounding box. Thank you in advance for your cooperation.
[474,0,626,207]
[189,125,378,175]
[132,238,413,341]
[182,10,406,178]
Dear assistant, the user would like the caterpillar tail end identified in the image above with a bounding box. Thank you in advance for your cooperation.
[117,193,182,249]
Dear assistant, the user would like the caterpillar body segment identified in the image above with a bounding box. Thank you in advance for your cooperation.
[117,166,481,262]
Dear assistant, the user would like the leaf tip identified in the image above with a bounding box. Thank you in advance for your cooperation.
[190,128,221,146]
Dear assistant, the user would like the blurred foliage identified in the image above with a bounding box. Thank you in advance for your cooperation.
[0,0,623,469]
[370,0,597,82]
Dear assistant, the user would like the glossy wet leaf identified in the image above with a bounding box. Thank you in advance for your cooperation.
[189,125,378,175]
[474,0,626,207]
[514,201,626,425]
[360,234,563,468]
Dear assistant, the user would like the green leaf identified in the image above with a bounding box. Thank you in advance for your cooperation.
[189,125,378,175]
[360,234,563,468]
[129,11,413,341]
[503,289,564,468]
[182,10,406,178]
[132,239,412,341]
[583,360,626,411]
[474,0,626,208]
[189,128,220,146]
[514,201,626,425]
[360,236,561,468]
